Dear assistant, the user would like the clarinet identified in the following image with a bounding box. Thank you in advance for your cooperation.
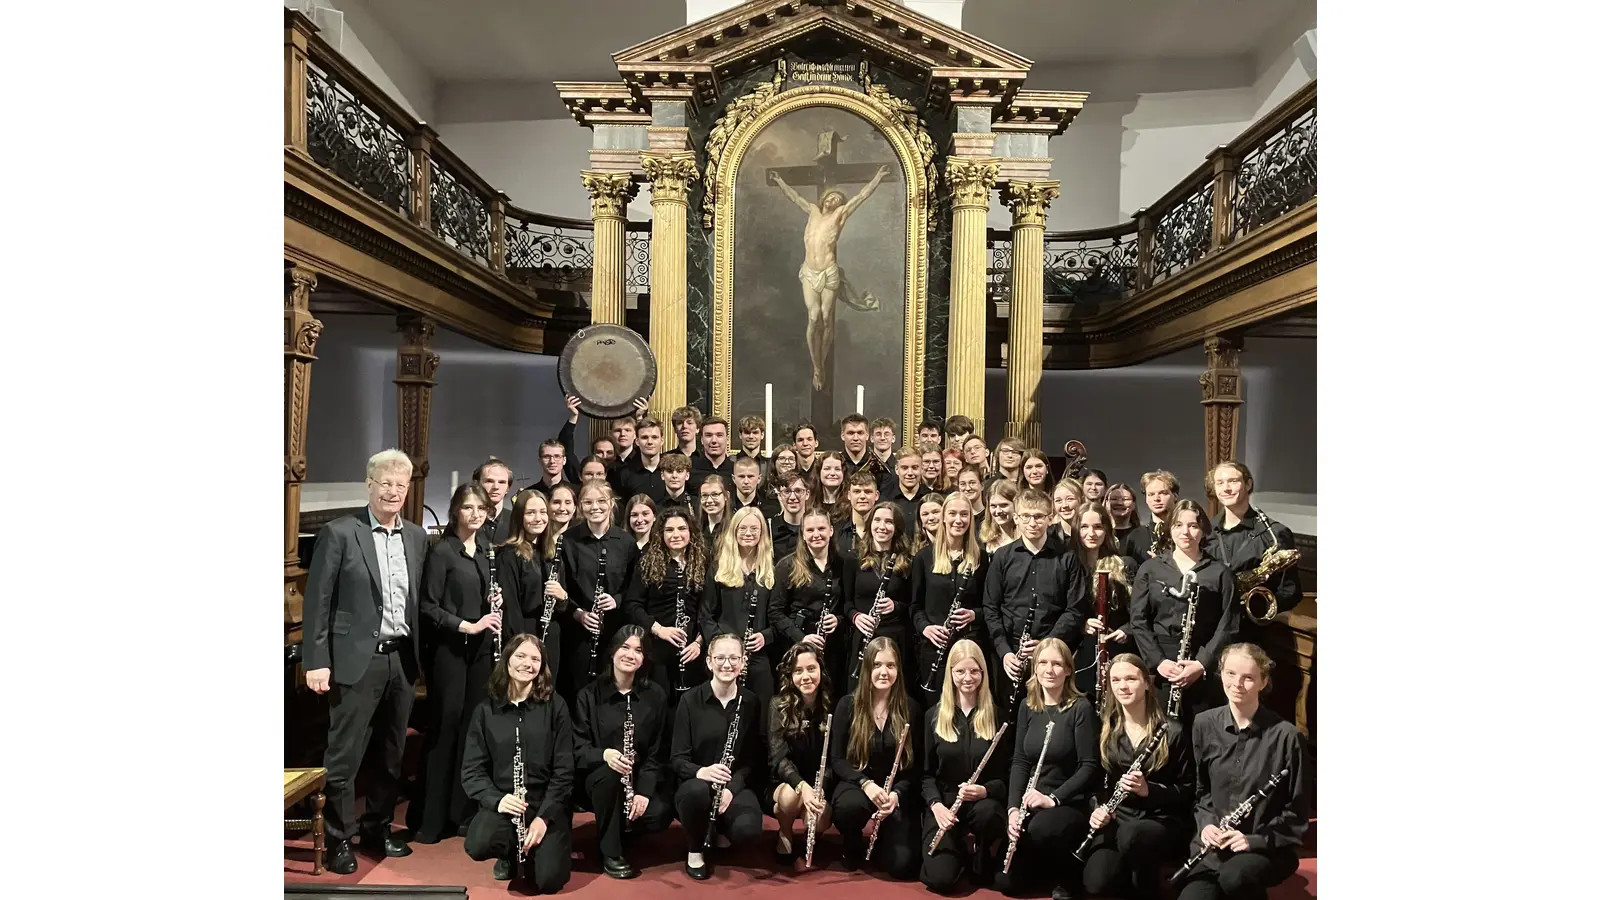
[540,533,563,644]
[706,693,742,843]
[851,553,897,683]
[1170,767,1291,883]
[672,560,692,692]
[1074,722,1168,860]
[929,721,1009,854]
[512,723,528,863]
[865,722,910,861]
[810,566,835,662]
[1005,567,1043,715]
[1166,570,1200,717]
[1002,719,1055,874]
[921,563,972,693]
[487,540,505,663]
[739,576,760,689]
[620,694,636,832]
[586,543,609,678]
[1093,568,1111,709]
[804,712,833,868]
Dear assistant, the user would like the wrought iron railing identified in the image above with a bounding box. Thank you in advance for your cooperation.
[504,208,595,288]
[626,223,652,295]
[1231,101,1317,240]
[303,59,411,215]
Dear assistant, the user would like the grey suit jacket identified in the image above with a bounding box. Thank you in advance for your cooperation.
[302,510,428,685]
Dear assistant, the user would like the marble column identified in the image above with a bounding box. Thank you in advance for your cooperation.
[285,265,323,625]
[1200,333,1244,516]
[581,170,638,443]
[945,157,999,437]
[1002,180,1059,449]
[395,314,440,527]
[641,151,698,421]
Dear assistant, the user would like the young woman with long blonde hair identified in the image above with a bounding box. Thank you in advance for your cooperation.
[921,639,1010,892]
[910,492,984,709]
[698,506,778,708]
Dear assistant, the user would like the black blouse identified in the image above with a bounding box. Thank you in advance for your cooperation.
[766,695,831,790]
[670,681,761,795]
[698,571,776,650]
[494,544,544,638]
[559,525,638,620]
[1008,697,1101,810]
[921,702,1010,808]
[770,550,843,646]
[421,532,490,646]
[460,694,574,823]
[573,678,671,797]
[828,694,922,804]
[909,545,987,637]
[1128,553,1240,674]
[624,556,705,645]
[1190,705,1308,856]
[1101,719,1194,822]
[841,552,912,633]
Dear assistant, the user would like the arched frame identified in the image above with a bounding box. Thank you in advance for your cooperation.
[711,85,929,440]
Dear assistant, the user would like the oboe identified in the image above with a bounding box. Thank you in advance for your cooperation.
[672,560,692,692]
[1166,570,1199,718]
[804,712,833,868]
[928,722,1009,854]
[512,722,528,863]
[1074,722,1168,860]
[1092,569,1110,709]
[1005,566,1043,715]
[706,693,742,842]
[586,543,609,678]
[865,722,910,861]
[851,554,897,683]
[621,693,636,832]
[487,540,505,663]
[921,564,972,693]
[1002,720,1054,874]
[1169,767,1291,883]
[540,533,563,643]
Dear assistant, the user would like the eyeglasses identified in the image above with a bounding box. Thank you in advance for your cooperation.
[780,487,808,496]
[1014,512,1050,523]
[711,655,742,665]
[701,491,726,499]
[371,480,409,492]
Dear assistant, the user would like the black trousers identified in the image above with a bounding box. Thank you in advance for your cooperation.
[831,781,920,880]
[585,767,674,858]
[416,638,494,836]
[920,797,1006,893]
[323,648,416,843]
[1176,849,1300,900]
[995,805,1090,896]
[741,655,776,714]
[1081,815,1192,899]
[674,780,763,853]
[463,806,573,894]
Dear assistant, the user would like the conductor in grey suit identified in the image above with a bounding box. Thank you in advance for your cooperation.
[303,448,427,874]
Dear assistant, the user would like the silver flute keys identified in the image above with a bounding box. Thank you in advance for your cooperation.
[512,723,528,863]
[1003,719,1055,875]
[804,712,833,868]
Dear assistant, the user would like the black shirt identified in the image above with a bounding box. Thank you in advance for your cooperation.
[766,695,831,790]
[1008,697,1100,809]
[828,694,922,804]
[1123,520,1170,572]
[421,532,490,649]
[1204,508,1303,616]
[770,550,843,646]
[573,678,672,797]
[910,545,987,639]
[560,525,638,621]
[1189,705,1308,858]
[768,515,802,563]
[981,538,1091,660]
[1101,719,1194,822]
[699,570,776,651]
[886,484,933,534]
[921,702,1010,807]
[842,552,912,635]
[1128,553,1240,674]
[623,555,706,692]
[689,452,735,494]
[460,693,574,822]
[833,519,866,558]
[671,681,762,795]
[619,459,667,504]
[493,544,543,637]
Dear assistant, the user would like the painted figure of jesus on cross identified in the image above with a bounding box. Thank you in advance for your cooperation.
[766,130,897,392]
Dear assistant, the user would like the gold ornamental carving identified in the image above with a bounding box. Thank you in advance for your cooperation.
[581,171,638,219]
[641,151,700,205]
[1003,180,1059,228]
[948,158,999,209]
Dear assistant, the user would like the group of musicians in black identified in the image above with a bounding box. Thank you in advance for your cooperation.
[300,409,1309,900]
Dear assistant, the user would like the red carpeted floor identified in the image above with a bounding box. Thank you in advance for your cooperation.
[284,805,1315,900]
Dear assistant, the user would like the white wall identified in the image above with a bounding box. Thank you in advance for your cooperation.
[294,0,437,123]
[435,116,651,219]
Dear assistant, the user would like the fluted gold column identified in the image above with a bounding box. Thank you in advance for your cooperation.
[640,151,698,420]
[946,158,1000,437]
[581,171,637,329]
[1003,180,1059,449]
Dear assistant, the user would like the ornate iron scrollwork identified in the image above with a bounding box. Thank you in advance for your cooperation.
[1150,183,1214,284]
[504,216,595,287]
[1043,232,1139,301]
[987,233,1012,303]
[625,229,651,295]
[1232,107,1317,239]
[428,160,490,264]
[304,62,411,214]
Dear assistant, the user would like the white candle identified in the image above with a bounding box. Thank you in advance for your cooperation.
[765,383,773,454]
[856,385,864,415]
[450,470,459,495]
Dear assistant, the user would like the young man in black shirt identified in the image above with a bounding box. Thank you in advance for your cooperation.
[690,416,735,493]
[670,405,702,458]
[834,470,879,557]
[1123,470,1180,567]
[839,414,873,476]
[729,456,765,513]
[768,471,810,562]
[885,446,930,527]
[659,453,696,515]
[735,415,770,476]
[474,457,515,544]
[619,416,668,502]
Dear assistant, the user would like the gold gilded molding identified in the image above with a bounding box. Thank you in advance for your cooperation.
[948,157,999,209]
[581,171,638,219]
[711,84,928,443]
[641,151,700,204]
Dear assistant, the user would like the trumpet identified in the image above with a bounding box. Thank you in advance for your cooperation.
[1234,507,1300,625]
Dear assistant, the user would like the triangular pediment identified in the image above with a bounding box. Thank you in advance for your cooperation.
[612,0,1031,105]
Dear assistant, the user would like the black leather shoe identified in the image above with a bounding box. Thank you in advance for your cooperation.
[602,856,639,879]
[494,858,515,881]
[685,859,712,880]
[1050,886,1081,900]
[774,838,797,864]
[327,840,358,876]
[362,831,412,858]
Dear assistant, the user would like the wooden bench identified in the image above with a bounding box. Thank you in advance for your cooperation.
[285,767,328,875]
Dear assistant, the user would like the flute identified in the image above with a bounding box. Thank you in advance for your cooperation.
[864,722,910,861]
[921,566,972,693]
[1002,720,1055,875]
[804,712,833,868]
[1074,722,1168,860]
[1170,767,1291,883]
[929,722,1009,854]
[851,553,897,684]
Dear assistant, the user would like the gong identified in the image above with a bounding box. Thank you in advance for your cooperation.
[558,324,658,419]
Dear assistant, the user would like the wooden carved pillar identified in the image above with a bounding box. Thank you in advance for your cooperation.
[284,10,313,156]
[1200,334,1244,515]
[1002,180,1059,449]
[640,151,698,421]
[945,158,1000,438]
[395,315,440,527]
[285,265,323,627]
[582,170,638,444]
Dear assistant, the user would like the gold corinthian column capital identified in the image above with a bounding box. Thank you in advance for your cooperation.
[1003,179,1059,449]
[945,158,1000,437]
[640,152,699,420]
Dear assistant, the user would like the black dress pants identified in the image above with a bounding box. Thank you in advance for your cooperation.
[920,797,1006,893]
[463,806,572,894]
[831,781,920,880]
[416,638,494,837]
[323,648,416,843]
[995,805,1090,896]
[1081,815,1191,899]
[674,780,763,853]
[1176,849,1300,900]
[585,767,674,858]
[742,654,776,714]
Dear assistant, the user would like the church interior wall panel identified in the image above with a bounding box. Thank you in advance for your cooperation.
[435,118,650,221]
[306,0,437,124]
